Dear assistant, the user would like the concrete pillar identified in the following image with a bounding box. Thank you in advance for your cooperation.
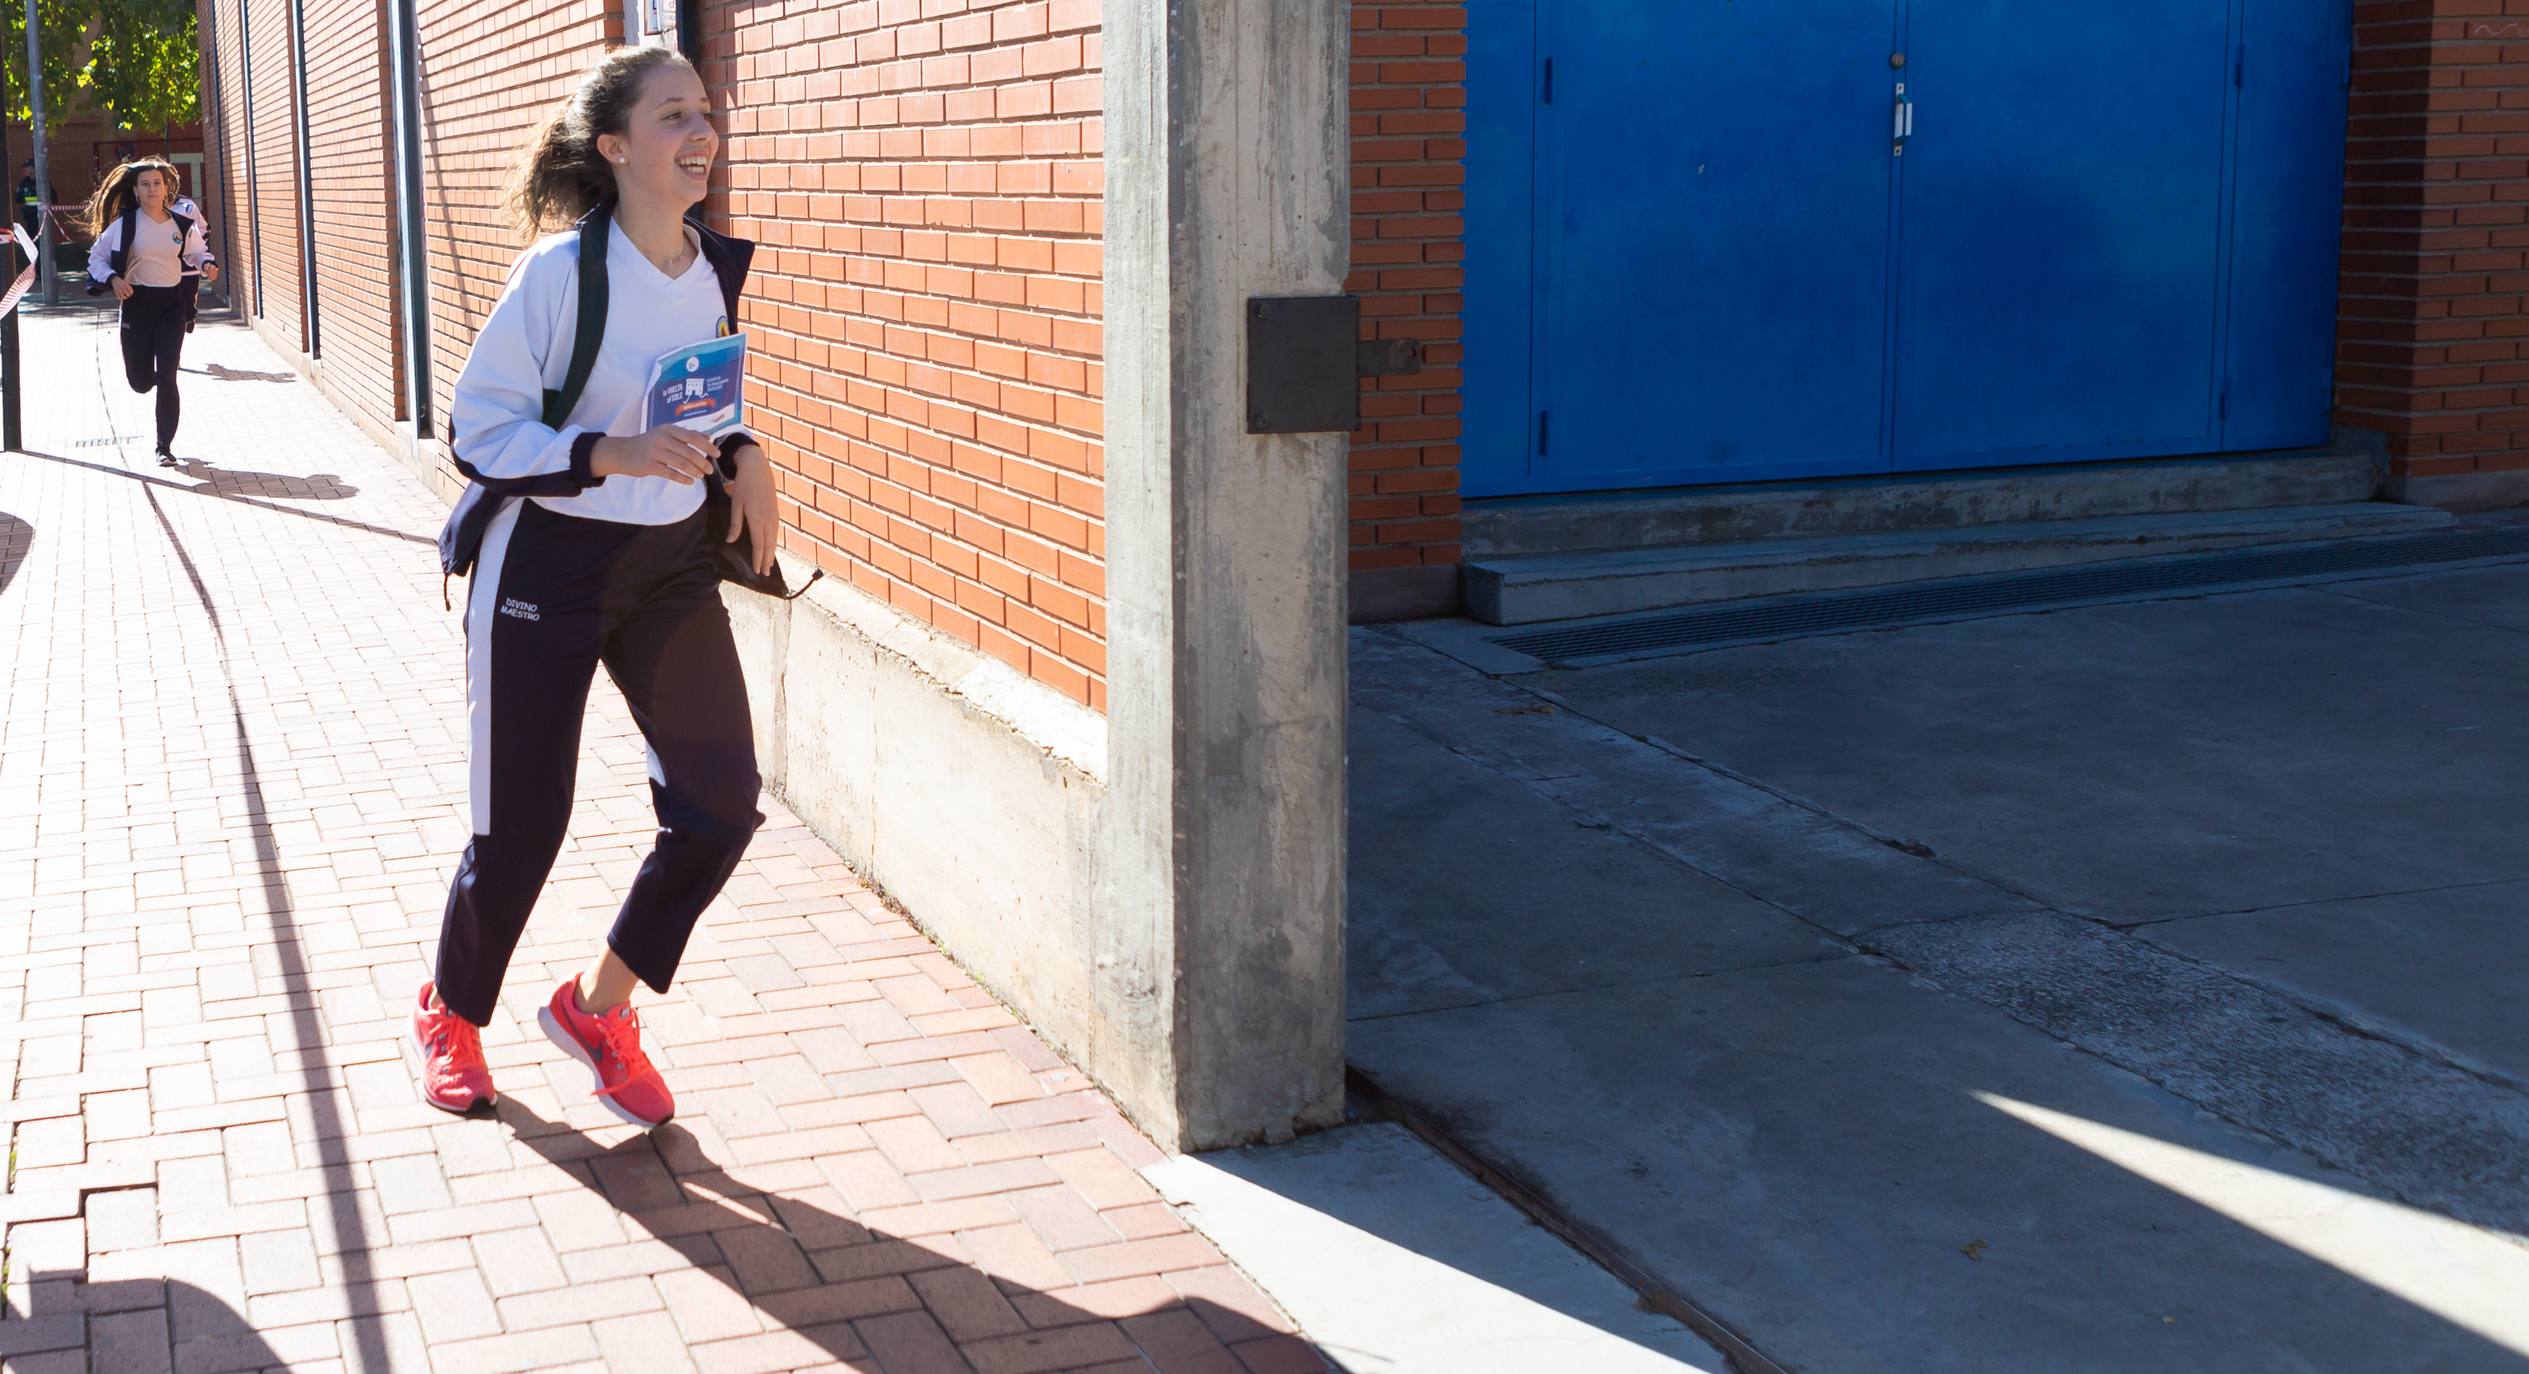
[1101,0,1352,1149]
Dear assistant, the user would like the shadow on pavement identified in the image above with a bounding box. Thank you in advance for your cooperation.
[14,449,419,544]
[496,1096,1290,1370]
[135,478,411,1372]
[0,510,28,600]
[8,1275,302,1372]
[92,403,1324,1374]
[170,457,358,501]
[1345,615,2529,1371]
[192,363,297,384]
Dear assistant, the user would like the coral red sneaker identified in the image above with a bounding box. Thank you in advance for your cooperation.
[411,981,495,1114]
[538,979,675,1129]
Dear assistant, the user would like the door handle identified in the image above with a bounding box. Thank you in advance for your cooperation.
[1893,85,1914,152]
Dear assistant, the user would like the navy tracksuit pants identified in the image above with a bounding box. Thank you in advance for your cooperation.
[118,283,187,451]
[436,497,763,1027]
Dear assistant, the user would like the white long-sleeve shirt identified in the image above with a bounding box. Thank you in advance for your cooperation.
[172,197,213,278]
[447,221,734,526]
[87,206,210,289]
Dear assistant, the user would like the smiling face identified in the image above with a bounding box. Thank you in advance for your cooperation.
[595,63,717,215]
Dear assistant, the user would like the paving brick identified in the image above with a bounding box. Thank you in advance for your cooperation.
[416,1325,604,1374]
[497,1274,665,1331]
[528,1191,630,1252]
[909,1159,1061,1203]
[0,306,1271,1370]
[1167,1265,1295,1344]
[1063,1234,1241,1286]
[1009,1275,1182,1325]
[558,1232,727,1285]
[1229,1333,1331,1373]
[405,1269,502,1344]
[814,1150,922,1213]
[653,1265,767,1344]
[851,1309,972,1374]
[687,1325,867,1374]
[592,1311,702,1374]
[910,1264,1031,1342]
[243,1278,408,1329]
[953,1223,1077,1295]
[1101,1201,1192,1241]
[0,1311,85,1357]
[753,1274,924,1328]
[1001,1183,1126,1253]
[366,1153,455,1216]
[1043,1146,1164,1211]
[1123,1307,1245,1374]
[809,1237,973,1285]
[238,1228,321,1296]
[470,1226,570,1297]
[960,1320,1145,1374]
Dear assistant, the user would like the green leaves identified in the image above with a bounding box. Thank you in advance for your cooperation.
[5,0,200,133]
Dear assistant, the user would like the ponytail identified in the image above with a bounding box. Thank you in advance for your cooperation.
[507,45,692,236]
[78,158,177,239]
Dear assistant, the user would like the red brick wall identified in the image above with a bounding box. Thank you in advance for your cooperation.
[246,0,305,352]
[0,116,204,208]
[697,0,1111,709]
[410,0,620,488]
[2334,1,2529,496]
[1348,0,1465,618]
[303,0,403,428]
[200,0,257,318]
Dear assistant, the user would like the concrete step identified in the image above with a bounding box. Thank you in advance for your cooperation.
[1463,502,2457,626]
[1464,449,2386,559]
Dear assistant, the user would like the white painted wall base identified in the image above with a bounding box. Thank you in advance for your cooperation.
[722,556,1179,1137]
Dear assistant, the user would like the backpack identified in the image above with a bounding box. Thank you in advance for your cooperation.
[436,200,812,605]
[84,201,197,295]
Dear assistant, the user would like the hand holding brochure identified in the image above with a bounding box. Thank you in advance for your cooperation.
[644,333,747,437]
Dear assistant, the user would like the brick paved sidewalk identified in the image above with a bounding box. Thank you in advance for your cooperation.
[0,304,1323,1374]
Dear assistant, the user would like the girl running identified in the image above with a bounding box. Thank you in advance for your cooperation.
[410,45,777,1128]
[82,159,217,466]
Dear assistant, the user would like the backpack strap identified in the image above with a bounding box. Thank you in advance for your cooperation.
[688,208,752,327]
[542,201,613,429]
[110,202,137,279]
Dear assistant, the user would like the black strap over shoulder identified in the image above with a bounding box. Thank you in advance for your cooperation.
[543,202,613,429]
[108,202,195,281]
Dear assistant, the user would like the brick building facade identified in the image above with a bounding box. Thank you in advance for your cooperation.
[180,0,2523,1144]
[2340,0,2529,509]
[188,0,1349,1149]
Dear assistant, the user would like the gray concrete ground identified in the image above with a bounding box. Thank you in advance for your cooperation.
[1348,552,2529,1372]
[1148,1124,1724,1372]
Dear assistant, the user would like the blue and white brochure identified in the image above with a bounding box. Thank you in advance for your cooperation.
[644,333,747,437]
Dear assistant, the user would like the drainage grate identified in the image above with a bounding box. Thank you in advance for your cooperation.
[71,437,130,448]
[1493,524,2529,666]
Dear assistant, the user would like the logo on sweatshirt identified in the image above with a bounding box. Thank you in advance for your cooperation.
[499,597,541,622]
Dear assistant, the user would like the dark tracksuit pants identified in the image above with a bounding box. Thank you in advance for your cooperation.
[436,497,763,1027]
[117,283,186,451]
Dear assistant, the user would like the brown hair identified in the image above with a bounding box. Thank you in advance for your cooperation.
[78,157,178,237]
[506,45,694,236]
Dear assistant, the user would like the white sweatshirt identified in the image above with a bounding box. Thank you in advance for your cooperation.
[87,207,210,290]
[173,197,212,277]
[447,221,734,526]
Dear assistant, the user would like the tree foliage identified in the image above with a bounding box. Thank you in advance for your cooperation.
[5,0,200,133]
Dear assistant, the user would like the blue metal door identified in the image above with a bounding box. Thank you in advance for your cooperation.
[2225,0,2355,451]
[1463,3,2353,499]
[1894,1,2234,470]
[1467,1,1903,497]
